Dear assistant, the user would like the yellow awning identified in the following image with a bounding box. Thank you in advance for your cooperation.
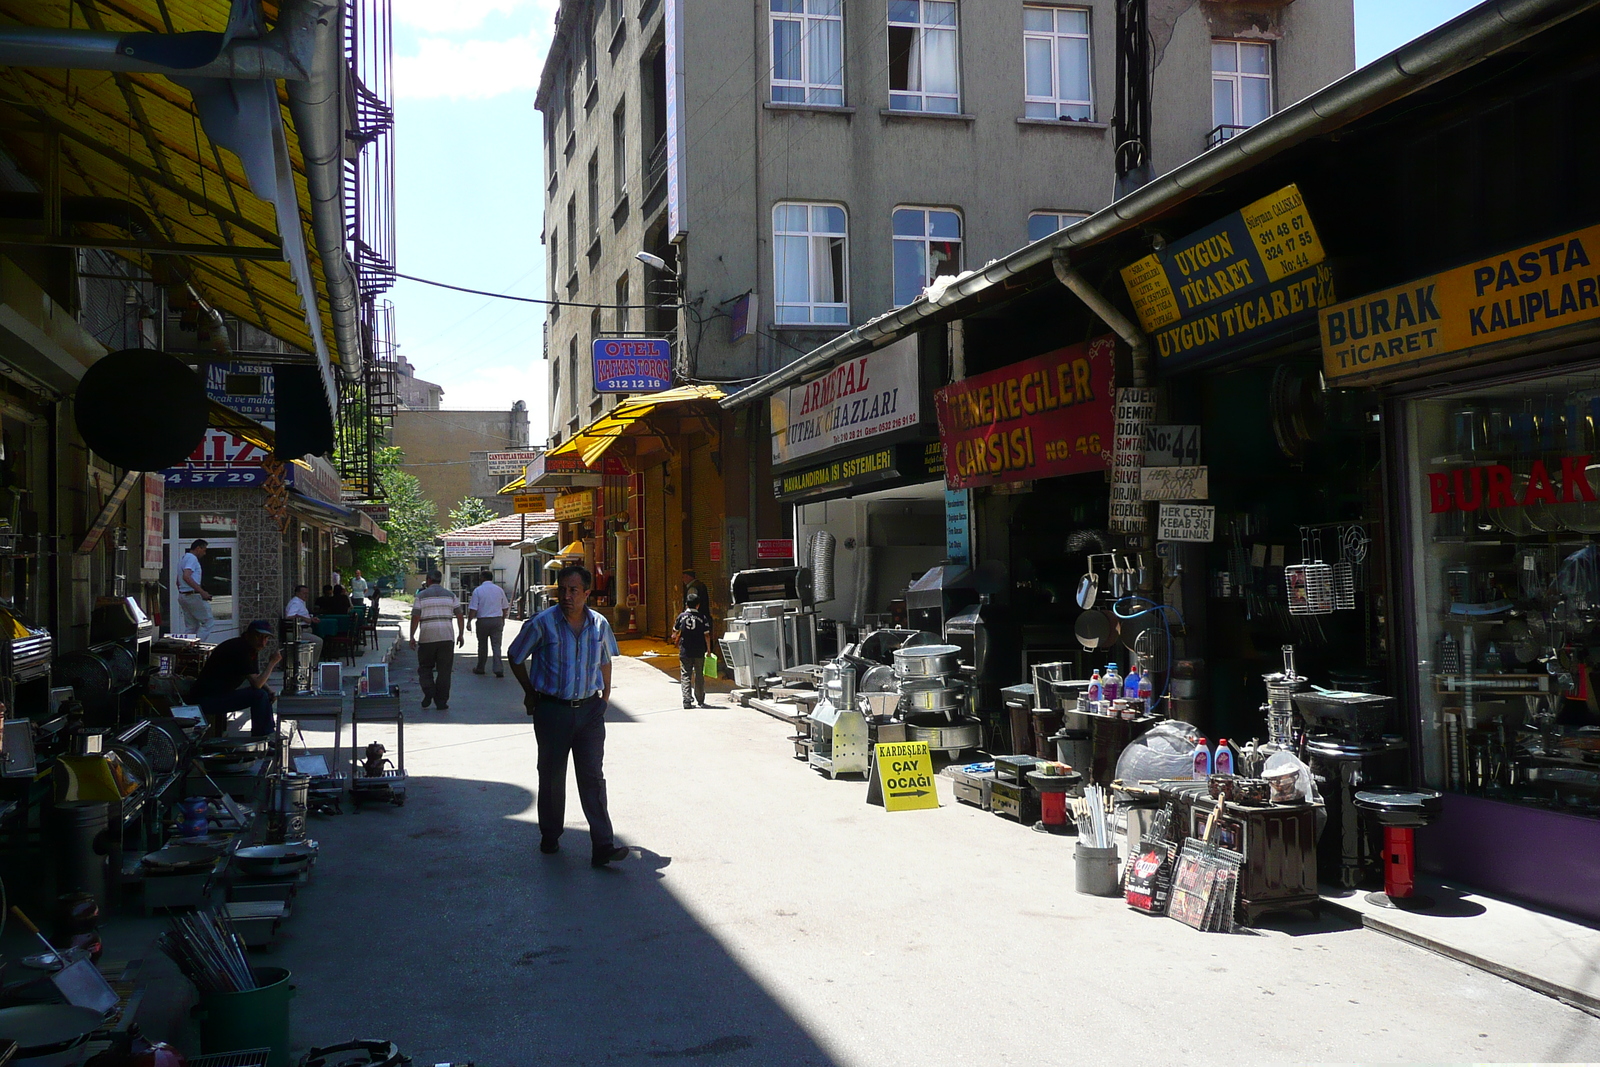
[547,385,725,468]
[497,474,526,495]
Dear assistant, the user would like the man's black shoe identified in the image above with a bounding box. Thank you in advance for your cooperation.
[540,837,560,854]
[436,703,449,711]
[495,672,504,678]
[420,694,433,709]
[472,667,485,675]
[591,845,629,868]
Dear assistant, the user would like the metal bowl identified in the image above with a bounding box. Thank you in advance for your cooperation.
[234,842,318,876]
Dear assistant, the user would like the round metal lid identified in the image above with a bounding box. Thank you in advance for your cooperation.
[892,644,961,660]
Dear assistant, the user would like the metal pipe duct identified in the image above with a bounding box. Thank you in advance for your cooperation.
[809,530,836,604]
[1051,250,1151,386]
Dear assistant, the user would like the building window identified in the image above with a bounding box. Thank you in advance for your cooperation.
[887,0,959,113]
[552,339,564,419]
[568,336,579,420]
[616,273,631,332]
[587,153,600,242]
[1023,6,1091,120]
[549,229,560,294]
[892,207,960,306]
[612,102,627,200]
[1027,210,1088,243]
[1211,39,1272,144]
[612,0,626,34]
[770,0,844,107]
[584,9,598,86]
[566,197,578,277]
[773,202,848,325]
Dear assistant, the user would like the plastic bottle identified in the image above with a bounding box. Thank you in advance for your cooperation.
[1087,669,1102,709]
[1123,660,1141,705]
[1213,738,1235,776]
[1137,672,1154,715]
[1192,735,1211,779]
[1103,662,1122,702]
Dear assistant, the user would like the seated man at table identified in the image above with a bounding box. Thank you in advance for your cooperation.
[325,584,352,615]
[284,585,325,669]
[190,620,281,736]
[313,584,338,614]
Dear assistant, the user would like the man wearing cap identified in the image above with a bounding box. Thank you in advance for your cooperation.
[189,620,281,736]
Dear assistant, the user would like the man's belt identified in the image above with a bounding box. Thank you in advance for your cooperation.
[533,691,599,707]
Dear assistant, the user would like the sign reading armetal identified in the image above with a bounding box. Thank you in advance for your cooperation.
[1157,503,1216,542]
[934,337,1114,490]
[512,492,549,514]
[1321,222,1600,382]
[770,336,921,465]
[592,338,672,393]
[874,741,940,812]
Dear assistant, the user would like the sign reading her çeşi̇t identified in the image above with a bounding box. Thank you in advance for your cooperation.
[1321,223,1600,382]
[934,337,1114,490]
[771,336,920,465]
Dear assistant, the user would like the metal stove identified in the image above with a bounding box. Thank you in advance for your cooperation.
[808,660,867,778]
[722,567,818,691]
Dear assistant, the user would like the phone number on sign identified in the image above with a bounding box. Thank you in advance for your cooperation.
[166,471,265,485]
[600,378,668,390]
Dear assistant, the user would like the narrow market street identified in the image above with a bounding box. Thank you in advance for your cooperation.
[270,648,1600,1065]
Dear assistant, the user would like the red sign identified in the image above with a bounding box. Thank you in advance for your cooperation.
[934,337,1115,489]
[142,473,164,570]
[1427,455,1596,512]
[709,541,723,562]
[756,538,794,560]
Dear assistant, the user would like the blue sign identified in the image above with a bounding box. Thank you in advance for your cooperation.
[944,489,970,565]
[592,338,672,393]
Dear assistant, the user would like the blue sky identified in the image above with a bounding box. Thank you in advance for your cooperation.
[389,0,1482,442]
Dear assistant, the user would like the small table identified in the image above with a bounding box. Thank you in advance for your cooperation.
[278,693,345,776]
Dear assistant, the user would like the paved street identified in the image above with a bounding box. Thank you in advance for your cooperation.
[274,649,1600,1065]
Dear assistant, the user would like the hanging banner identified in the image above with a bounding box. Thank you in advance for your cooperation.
[142,473,165,570]
[934,337,1114,490]
[770,336,921,465]
[1321,222,1600,383]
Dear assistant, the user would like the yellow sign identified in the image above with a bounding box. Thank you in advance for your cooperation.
[512,492,548,514]
[1121,184,1325,334]
[875,741,940,812]
[553,489,594,522]
[1321,222,1600,382]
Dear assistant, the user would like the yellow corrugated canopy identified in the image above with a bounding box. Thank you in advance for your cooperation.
[0,0,342,367]
[546,385,725,468]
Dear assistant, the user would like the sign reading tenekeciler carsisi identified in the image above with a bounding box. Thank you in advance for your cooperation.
[771,336,921,465]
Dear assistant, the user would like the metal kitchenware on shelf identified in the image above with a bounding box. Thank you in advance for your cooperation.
[233,841,319,877]
[891,644,961,679]
[141,844,223,873]
[1074,608,1116,649]
[900,684,965,714]
[0,1004,106,1067]
[903,714,983,755]
[858,664,898,692]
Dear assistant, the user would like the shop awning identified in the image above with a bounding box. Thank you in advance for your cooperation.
[546,386,724,468]
[206,400,275,454]
[287,487,376,538]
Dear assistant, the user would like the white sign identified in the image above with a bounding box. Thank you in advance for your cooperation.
[1110,387,1157,533]
[1140,466,1209,501]
[1142,425,1201,467]
[1157,503,1216,542]
[443,538,495,559]
[486,450,542,476]
[771,336,921,465]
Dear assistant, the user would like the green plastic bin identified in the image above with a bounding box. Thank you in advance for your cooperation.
[197,966,294,1067]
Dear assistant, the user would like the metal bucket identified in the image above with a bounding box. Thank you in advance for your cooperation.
[268,774,310,844]
[892,644,961,678]
[1032,661,1071,708]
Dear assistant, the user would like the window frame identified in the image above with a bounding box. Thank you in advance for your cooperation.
[1027,210,1088,244]
[887,0,961,114]
[616,273,631,333]
[891,205,962,307]
[1210,38,1273,141]
[771,200,851,326]
[587,152,601,245]
[1022,5,1092,121]
[612,101,628,201]
[769,0,846,107]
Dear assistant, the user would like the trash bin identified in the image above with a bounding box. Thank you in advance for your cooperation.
[197,967,294,1067]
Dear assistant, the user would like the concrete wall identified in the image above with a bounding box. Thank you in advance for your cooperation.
[390,406,531,521]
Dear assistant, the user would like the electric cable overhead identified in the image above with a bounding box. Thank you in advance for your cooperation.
[395,271,678,310]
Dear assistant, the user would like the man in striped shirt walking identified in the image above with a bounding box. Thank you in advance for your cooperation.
[409,571,464,710]
[508,563,629,868]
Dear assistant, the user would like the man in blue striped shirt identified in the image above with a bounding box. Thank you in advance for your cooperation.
[508,563,628,867]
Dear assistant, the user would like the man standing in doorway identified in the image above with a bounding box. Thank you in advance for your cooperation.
[467,571,510,677]
[349,569,370,606]
[410,570,464,710]
[671,591,712,708]
[177,539,215,640]
[508,564,628,868]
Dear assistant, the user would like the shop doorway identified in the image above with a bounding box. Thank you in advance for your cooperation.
[168,511,239,641]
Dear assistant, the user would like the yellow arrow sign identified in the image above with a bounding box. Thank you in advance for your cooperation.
[875,741,940,812]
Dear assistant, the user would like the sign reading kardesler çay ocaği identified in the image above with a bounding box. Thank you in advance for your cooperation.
[934,337,1114,490]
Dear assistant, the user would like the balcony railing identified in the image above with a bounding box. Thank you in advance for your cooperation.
[1207,123,1252,149]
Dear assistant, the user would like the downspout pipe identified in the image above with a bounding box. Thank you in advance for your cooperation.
[1050,250,1151,386]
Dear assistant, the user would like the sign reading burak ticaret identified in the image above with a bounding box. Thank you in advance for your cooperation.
[1321,223,1600,383]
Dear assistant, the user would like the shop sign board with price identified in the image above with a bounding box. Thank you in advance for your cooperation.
[1120,184,1333,372]
[933,336,1114,490]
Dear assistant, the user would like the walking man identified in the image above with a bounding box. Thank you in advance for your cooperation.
[410,570,464,710]
[508,564,629,867]
[176,539,216,640]
[671,591,712,708]
[467,571,510,677]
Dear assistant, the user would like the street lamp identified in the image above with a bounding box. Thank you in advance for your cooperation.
[635,250,673,273]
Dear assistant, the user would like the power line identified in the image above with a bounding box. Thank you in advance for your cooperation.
[395,271,678,311]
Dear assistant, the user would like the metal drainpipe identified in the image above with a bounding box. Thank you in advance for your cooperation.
[1051,249,1150,386]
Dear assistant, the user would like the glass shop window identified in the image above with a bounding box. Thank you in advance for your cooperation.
[177,513,239,539]
[1408,374,1600,818]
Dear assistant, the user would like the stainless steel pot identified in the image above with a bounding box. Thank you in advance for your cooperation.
[900,685,964,712]
[903,715,983,753]
[892,644,961,678]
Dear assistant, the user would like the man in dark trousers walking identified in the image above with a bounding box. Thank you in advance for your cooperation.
[508,564,629,867]
[409,570,464,710]
[671,592,712,708]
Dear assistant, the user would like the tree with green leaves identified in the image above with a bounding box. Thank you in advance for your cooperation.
[448,495,499,531]
[353,446,438,585]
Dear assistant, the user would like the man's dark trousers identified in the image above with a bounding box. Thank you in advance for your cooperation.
[416,641,455,705]
[198,687,276,736]
[531,696,615,853]
[679,652,704,706]
[475,617,505,673]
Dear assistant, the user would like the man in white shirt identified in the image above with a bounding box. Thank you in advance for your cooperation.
[176,539,216,640]
[331,569,342,589]
[349,569,370,605]
[467,571,511,677]
[283,585,324,677]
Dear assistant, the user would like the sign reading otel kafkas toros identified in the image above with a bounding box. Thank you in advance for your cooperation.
[934,337,1113,489]
[1321,223,1600,381]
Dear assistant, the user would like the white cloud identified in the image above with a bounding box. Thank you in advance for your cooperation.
[392,0,544,34]
[396,32,551,100]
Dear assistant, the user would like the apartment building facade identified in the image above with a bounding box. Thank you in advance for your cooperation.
[535,0,1353,635]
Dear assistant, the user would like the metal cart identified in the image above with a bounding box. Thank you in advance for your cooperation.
[349,688,406,807]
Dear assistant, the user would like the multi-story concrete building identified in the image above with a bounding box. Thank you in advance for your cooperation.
[390,402,531,521]
[534,0,1353,635]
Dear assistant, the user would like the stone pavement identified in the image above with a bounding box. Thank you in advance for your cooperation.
[262,648,1600,1065]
